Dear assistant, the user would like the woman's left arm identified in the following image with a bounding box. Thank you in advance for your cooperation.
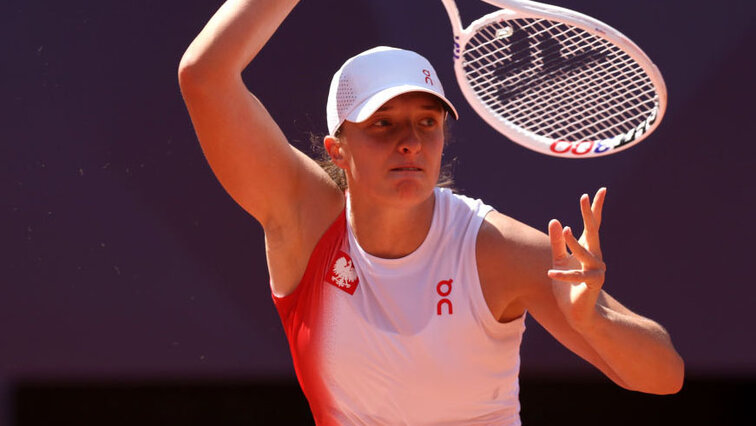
[545,188,684,394]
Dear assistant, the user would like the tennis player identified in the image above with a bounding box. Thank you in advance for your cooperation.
[178,1,684,424]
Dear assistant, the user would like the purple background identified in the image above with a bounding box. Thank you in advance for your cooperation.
[2,0,755,420]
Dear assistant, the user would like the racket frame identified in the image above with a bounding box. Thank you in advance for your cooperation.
[440,0,667,157]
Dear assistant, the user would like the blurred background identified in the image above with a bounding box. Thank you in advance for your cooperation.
[2,0,754,424]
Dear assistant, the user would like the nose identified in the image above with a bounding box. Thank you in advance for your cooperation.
[397,123,422,154]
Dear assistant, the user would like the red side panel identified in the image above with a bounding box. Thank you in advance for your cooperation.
[272,209,346,424]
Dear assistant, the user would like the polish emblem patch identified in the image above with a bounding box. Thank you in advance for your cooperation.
[326,251,359,295]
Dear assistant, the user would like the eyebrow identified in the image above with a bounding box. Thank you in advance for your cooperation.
[375,103,445,113]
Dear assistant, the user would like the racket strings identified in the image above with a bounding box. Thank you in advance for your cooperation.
[517,52,655,136]
[461,18,658,142]
[485,21,649,139]
[470,20,650,140]
[478,21,604,90]
[527,48,655,136]
[464,19,595,92]
[503,40,651,139]
[476,37,626,126]
[507,26,655,142]
[465,22,624,135]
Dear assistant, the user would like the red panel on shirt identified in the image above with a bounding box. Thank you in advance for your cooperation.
[272,209,347,425]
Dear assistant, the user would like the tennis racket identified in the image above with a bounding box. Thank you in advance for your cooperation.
[440,0,666,157]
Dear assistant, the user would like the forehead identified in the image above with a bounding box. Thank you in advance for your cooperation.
[375,92,446,113]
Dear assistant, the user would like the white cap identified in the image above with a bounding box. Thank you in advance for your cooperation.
[326,46,459,135]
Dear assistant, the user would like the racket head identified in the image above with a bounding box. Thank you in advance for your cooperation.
[450,1,667,158]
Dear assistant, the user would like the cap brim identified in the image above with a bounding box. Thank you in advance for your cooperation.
[346,85,459,124]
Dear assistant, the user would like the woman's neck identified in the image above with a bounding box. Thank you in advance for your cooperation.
[348,190,436,259]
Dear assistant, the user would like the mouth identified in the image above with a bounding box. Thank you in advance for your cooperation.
[390,167,423,172]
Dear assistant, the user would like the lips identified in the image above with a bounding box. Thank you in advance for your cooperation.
[390,165,423,171]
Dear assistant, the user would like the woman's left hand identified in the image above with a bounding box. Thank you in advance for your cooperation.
[547,188,607,329]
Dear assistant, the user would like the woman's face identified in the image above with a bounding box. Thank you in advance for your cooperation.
[329,92,446,206]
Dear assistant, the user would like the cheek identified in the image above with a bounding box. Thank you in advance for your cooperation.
[343,145,379,180]
[428,135,445,161]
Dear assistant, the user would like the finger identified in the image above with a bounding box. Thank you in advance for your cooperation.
[564,226,602,265]
[548,219,569,262]
[579,193,601,254]
[548,268,605,285]
[592,187,606,228]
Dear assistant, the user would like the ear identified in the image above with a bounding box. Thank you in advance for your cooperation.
[324,135,347,169]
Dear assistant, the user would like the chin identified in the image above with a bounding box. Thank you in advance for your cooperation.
[390,180,435,204]
[349,176,436,207]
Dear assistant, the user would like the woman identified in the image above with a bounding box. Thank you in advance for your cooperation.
[178,0,684,424]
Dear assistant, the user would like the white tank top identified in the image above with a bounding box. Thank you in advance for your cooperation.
[273,188,526,425]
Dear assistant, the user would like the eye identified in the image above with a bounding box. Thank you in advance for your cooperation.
[371,118,391,128]
[419,117,438,127]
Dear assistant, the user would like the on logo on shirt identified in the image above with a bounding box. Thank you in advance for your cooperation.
[436,279,453,315]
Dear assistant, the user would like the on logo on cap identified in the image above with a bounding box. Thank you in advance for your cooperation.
[422,69,434,86]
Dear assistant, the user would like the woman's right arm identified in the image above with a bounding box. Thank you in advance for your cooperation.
[178,0,344,294]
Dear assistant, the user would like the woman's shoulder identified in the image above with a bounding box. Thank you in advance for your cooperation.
[476,209,552,296]
[479,209,547,246]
